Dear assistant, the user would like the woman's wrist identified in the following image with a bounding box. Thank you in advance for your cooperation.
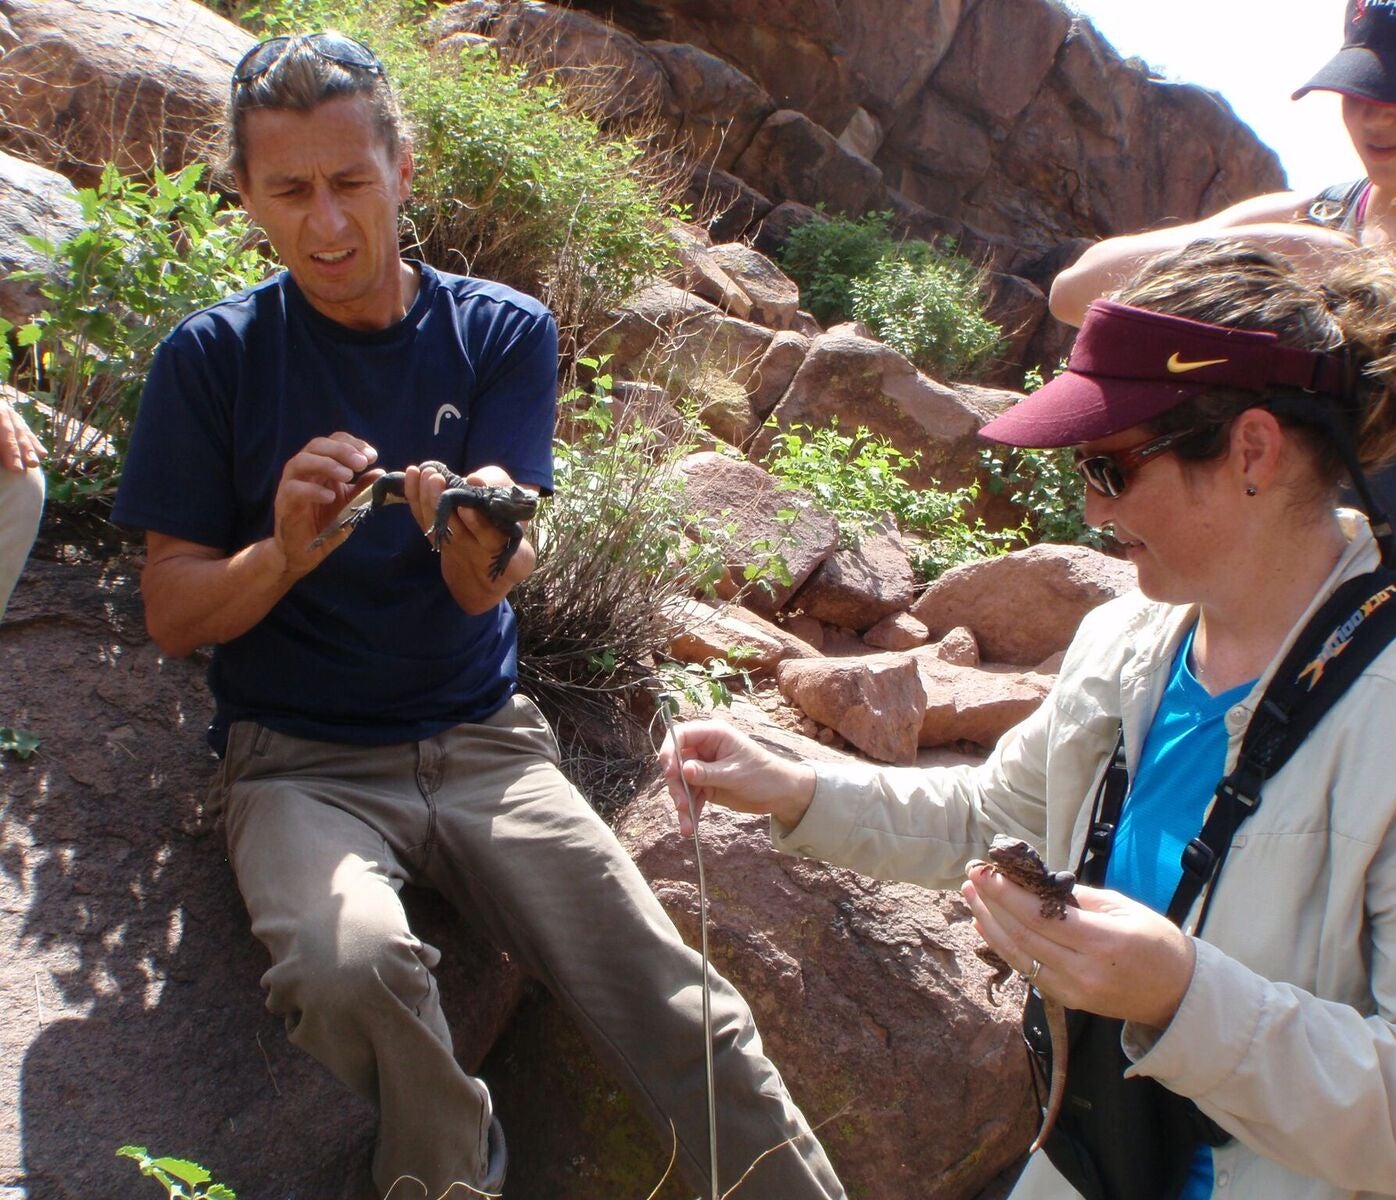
[769,761,818,831]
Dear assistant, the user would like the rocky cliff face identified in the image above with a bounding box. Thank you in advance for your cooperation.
[565,0,1285,253]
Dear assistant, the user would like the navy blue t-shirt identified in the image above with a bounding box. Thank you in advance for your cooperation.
[113,262,557,752]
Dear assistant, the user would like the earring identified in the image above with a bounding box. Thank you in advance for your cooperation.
[1245,485,1258,497]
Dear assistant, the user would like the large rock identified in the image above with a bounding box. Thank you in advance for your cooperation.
[789,520,917,632]
[949,23,1283,247]
[911,543,1137,665]
[434,4,780,173]
[620,758,1035,1197]
[569,0,964,139]
[734,109,888,217]
[0,150,84,323]
[911,653,1053,749]
[0,0,252,187]
[0,559,526,1200]
[665,597,822,674]
[431,1,674,125]
[882,86,994,191]
[647,39,775,170]
[932,0,1072,129]
[764,325,986,491]
[674,451,837,615]
[776,652,926,765]
[706,240,800,330]
[981,272,1049,389]
[863,610,930,652]
[685,163,773,242]
[572,0,1282,261]
[598,283,774,390]
[663,223,753,319]
[744,329,810,432]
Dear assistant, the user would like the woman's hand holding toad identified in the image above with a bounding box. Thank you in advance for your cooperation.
[963,865,1198,1031]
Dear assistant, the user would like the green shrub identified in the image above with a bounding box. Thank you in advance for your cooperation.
[245,0,677,341]
[776,209,1001,379]
[978,361,1104,549]
[10,163,266,508]
[776,210,896,325]
[979,444,1105,549]
[849,253,1001,379]
[511,360,774,811]
[760,422,1022,582]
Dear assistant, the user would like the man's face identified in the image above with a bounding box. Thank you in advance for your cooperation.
[236,94,412,331]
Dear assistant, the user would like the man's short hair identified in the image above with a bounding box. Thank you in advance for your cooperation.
[227,34,409,178]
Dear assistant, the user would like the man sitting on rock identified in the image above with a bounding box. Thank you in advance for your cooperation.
[111,32,846,1200]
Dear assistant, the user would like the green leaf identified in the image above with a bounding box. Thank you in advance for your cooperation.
[152,1158,212,1187]
[0,727,40,759]
[18,233,56,258]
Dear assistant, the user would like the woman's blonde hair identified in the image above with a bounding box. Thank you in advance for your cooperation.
[1113,240,1396,483]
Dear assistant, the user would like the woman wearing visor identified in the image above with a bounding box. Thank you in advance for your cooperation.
[660,240,1396,1200]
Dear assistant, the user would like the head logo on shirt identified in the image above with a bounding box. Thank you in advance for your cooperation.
[434,403,462,437]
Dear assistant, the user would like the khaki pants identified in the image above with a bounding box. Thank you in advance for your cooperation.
[0,464,43,618]
[210,695,846,1200]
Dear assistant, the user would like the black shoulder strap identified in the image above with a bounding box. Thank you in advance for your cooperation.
[1167,568,1396,931]
[1075,569,1396,930]
[1076,727,1127,888]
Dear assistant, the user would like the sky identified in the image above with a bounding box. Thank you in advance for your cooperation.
[1066,0,1363,195]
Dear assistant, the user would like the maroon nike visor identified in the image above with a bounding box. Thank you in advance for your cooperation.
[979,300,1348,448]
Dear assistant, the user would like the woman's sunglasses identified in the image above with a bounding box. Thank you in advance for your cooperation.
[1073,428,1201,498]
[232,32,384,87]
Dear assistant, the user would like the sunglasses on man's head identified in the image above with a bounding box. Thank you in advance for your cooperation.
[1072,428,1201,498]
[232,32,384,87]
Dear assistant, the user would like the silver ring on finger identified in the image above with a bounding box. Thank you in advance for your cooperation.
[1027,958,1043,984]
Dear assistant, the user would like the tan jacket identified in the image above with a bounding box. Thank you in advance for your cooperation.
[773,514,1396,1199]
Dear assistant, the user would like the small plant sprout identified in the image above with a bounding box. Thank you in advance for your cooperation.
[116,1146,236,1200]
[0,726,40,759]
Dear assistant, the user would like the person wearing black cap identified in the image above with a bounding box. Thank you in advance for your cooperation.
[1053,0,1396,331]
[661,240,1396,1200]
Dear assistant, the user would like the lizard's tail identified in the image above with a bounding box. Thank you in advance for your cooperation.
[1029,998,1069,1155]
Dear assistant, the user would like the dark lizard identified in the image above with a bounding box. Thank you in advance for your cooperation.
[310,460,539,580]
[967,834,1078,1156]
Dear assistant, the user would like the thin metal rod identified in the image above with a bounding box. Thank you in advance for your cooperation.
[657,700,720,1200]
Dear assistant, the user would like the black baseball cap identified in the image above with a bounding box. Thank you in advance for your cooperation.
[1294,0,1396,102]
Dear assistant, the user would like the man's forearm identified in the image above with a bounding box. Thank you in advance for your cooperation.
[142,536,303,657]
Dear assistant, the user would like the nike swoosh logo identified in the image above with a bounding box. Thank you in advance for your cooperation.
[1166,353,1228,374]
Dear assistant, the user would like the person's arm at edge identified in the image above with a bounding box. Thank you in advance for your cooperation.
[0,394,44,472]
[1048,190,1352,327]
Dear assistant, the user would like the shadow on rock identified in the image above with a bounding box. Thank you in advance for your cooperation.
[2,558,523,1199]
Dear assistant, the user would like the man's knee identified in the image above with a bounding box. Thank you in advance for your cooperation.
[265,888,435,1019]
